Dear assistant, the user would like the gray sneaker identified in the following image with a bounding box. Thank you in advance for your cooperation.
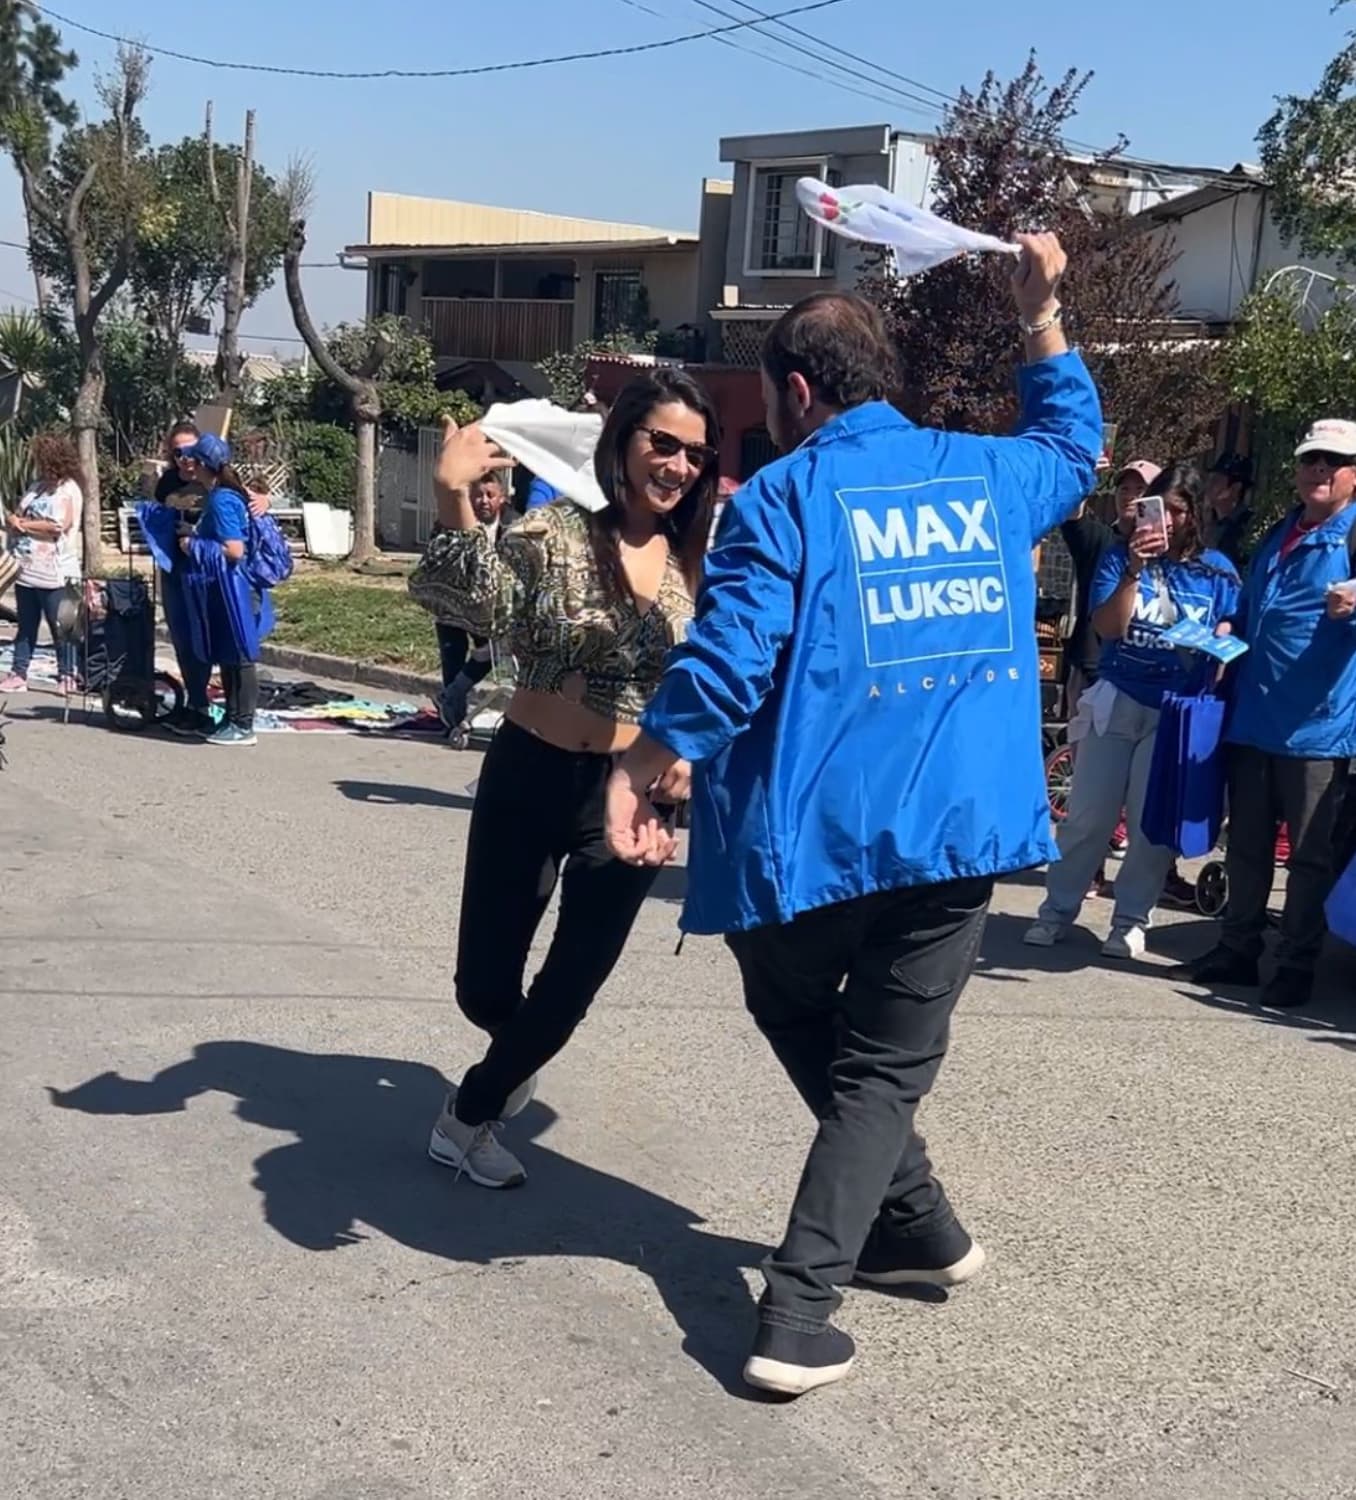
[428,1093,526,1189]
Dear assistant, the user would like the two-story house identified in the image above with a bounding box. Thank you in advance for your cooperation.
[707,123,1220,365]
[344,190,715,401]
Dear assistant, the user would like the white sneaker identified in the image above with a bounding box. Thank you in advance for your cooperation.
[428,1093,526,1188]
[1023,920,1066,948]
[1102,926,1147,960]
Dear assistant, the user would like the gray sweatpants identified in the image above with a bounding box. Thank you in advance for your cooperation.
[1038,687,1176,933]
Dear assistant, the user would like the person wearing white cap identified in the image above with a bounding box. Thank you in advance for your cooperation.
[1180,418,1356,1009]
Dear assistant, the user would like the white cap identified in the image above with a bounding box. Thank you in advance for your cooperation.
[1295,418,1356,459]
[479,400,608,513]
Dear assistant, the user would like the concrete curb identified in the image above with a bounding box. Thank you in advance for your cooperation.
[154,627,440,700]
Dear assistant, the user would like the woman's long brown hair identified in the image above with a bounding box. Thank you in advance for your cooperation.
[29,432,85,490]
[588,368,721,602]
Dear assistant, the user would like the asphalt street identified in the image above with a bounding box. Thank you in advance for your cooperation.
[2,683,1355,1500]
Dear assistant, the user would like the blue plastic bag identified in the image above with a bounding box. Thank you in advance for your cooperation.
[1326,851,1356,949]
[1141,691,1228,858]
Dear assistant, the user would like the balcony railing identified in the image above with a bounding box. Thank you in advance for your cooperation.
[422,297,574,362]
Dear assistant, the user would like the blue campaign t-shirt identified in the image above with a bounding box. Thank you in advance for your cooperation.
[524,476,560,511]
[1090,544,1240,708]
[195,487,249,545]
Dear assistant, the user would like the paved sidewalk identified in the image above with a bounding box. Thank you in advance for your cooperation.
[2,696,1354,1500]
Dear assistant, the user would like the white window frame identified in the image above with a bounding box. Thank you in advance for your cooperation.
[742,156,838,279]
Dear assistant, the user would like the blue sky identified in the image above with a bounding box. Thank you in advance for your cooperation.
[0,0,1346,355]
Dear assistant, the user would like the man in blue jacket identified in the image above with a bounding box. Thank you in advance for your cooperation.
[1181,419,1356,1009]
[605,234,1100,1396]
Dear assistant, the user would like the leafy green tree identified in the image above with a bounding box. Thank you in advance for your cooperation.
[0,0,78,311]
[133,128,289,384]
[18,45,153,565]
[1258,0,1356,265]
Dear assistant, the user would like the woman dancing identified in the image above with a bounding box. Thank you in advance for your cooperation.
[408,369,719,1188]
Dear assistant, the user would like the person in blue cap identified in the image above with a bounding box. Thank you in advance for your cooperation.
[605,233,1100,1397]
[176,433,274,746]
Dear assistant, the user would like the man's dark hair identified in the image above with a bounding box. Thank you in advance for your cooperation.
[761,292,900,410]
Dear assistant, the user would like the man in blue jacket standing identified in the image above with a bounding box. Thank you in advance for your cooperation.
[605,234,1100,1396]
[1181,419,1356,1009]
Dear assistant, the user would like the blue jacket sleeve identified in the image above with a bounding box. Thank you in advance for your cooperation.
[1090,542,1130,611]
[995,351,1103,543]
[641,468,802,763]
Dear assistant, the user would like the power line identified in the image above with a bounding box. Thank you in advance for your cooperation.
[615,0,937,119]
[708,0,1261,192]
[37,1,849,80]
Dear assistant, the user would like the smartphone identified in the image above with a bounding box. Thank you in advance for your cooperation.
[1135,495,1169,550]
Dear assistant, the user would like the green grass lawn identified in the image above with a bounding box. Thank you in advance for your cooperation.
[270,575,441,676]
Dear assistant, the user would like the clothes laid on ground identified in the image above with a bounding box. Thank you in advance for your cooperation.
[641,352,1103,936]
[1089,546,1240,709]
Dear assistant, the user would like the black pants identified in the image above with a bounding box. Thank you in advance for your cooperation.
[1222,746,1349,974]
[435,622,492,689]
[727,875,993,1329]
[11,583,77,679]
[221,663,258,730]
[453,720,659,1127]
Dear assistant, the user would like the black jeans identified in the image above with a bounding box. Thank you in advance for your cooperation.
[435,621,492,688]
[11,583,77,679]
[727,875,994,1329]
[454,720,659,1126]
[221,663,258,730]
[1222,746,1349,974]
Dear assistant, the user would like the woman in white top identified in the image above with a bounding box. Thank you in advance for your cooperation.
[2,432,84,693]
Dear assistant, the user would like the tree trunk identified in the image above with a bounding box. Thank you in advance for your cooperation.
[73,360,105,573]
[213,108,254,408]
[20,187,48,314]
[351,410,378,565]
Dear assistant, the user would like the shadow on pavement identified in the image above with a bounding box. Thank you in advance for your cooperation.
[46,1042,762,1392]
[334,780,476,811]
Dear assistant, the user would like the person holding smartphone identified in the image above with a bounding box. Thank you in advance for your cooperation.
[407,369,718,1190]
[1026,464,1239,960]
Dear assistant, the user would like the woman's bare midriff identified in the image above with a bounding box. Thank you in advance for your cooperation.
[505,688,642,754]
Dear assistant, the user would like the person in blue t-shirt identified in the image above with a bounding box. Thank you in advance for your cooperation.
[1027,463,1239,959]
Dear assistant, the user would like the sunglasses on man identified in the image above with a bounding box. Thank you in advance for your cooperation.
[1300,450,1356,469]
[640,426,717,471]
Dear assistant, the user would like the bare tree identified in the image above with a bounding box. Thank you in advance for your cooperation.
[18,43,150,569]
[280,165,387,564]
[205,100,255,405]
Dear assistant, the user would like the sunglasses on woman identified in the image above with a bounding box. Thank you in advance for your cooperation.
[1300,450,1355,469]
[640,426,717,471]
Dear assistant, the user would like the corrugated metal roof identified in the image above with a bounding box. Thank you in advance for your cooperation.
[354,191,693,252]
[347,236,695,260]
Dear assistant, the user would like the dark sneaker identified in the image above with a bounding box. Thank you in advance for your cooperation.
[166,708,214,738]
[1175,945,1260,987]
[1159,869,1198,911]
[206,723,257,748]
[854,1225,986,1289]
[1260,967,1314,1011]
[744,1320,855,1396]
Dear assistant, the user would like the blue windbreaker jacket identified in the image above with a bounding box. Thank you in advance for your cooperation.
[1226,504,1356,759]
[641,352,1102,935]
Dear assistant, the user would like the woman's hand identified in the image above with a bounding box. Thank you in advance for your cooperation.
[434,419,513,502]
[246,489,271,519]
[1327,582,1356,621]
[652,758,692,803]
[1127,524,1167,565]
[605,766,679,867]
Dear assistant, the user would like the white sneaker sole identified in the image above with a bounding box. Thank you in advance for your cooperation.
[743,1354,855,1396]
[854,1241,987,1288]
[427,1127,526,1189]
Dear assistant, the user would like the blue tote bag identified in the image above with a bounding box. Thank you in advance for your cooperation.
[1141,691,1228,858]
